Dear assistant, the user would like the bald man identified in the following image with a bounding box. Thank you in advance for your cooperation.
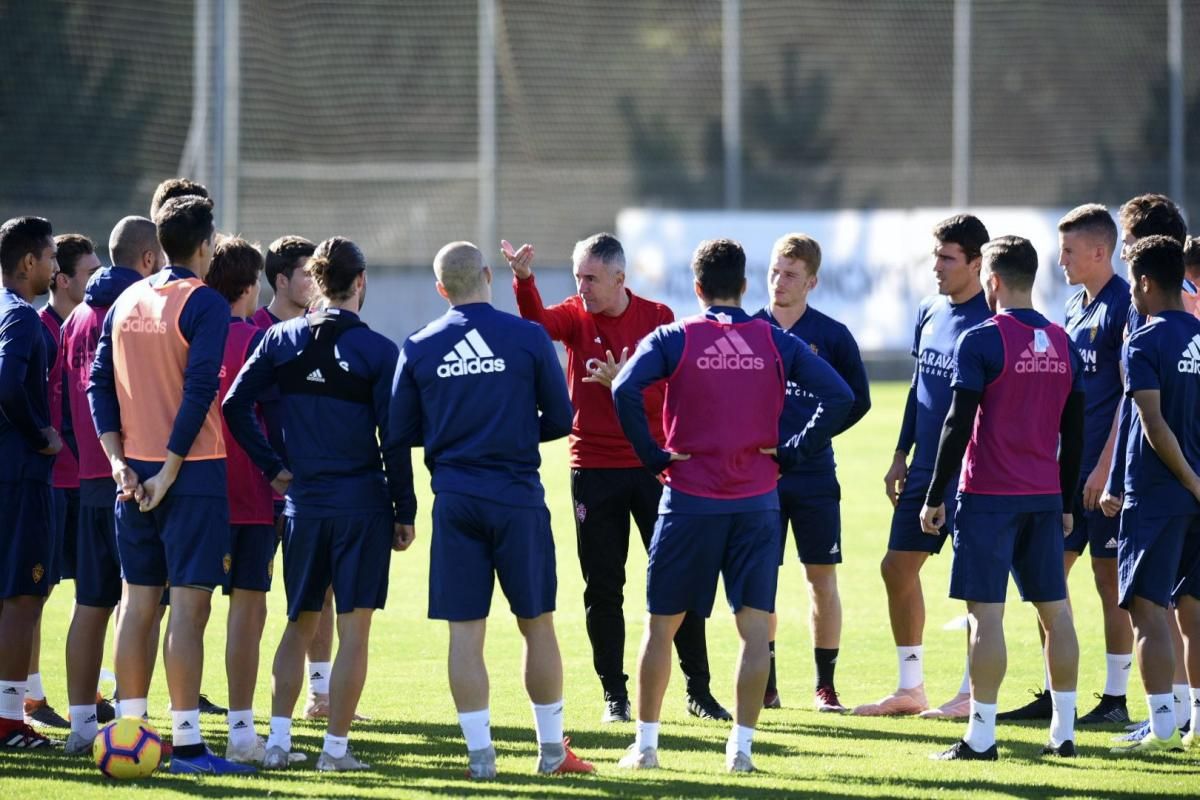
[387,242,593,778]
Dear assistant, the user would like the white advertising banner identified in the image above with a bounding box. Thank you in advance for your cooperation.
[615,208,1111,351]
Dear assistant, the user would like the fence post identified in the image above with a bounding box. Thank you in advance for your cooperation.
[723,0,742,209]
[1168,0,1184,207]
[478,0,497,254]
[952,0,971,208]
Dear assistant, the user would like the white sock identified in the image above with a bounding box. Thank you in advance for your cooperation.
[458,708,492,751]
[1148,693,1176,740]
[266,716,292,752]
[635,720,659,752]
[531,700,564,745]
[69,704,99,740]
[964,700,996,752]
[308,661,332,695]
[25,673,45,701]
[897,646,923,690]
[0,681,25,720]
[324,733,349,759]
[172,709,202,747]
[1049,690,1076,747]
[1173,683,1189,728]
[726,724,754,757]
[1103,653,1133,697]
[1190,687,1200,735]
[958,658,971,695]
[227,709,255,748]
[120,697,148,721]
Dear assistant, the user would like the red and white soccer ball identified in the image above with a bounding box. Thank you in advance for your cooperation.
[93,716,163,779]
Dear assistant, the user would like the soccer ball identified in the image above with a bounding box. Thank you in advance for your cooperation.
[93,717,163,779]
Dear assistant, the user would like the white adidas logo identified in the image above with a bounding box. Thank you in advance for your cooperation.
[1177,334,1200,374]
[306,368,325,384]
[1016,332,1067,374]
[437,329,506,378]
[1105,537,1118,549]
[697,329,764,370]
[829,543,839,555]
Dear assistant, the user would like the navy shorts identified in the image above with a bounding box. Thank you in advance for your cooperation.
[647,510,780,617]
[1065,484,1119,558]
[778,482,841,565]
[75,479,121,609]
[889,468,957,554]
[1117,503,1200,609]
[224,524,278,594]
[0,480,54,599]
[949,495,1067,604]
[429,492,556,621]
[51,487,80,582]
[115,494,230,590]
[282,512,391,622]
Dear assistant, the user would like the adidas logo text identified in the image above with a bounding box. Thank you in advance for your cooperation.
[1016,343,1067,374]
[904,654,920,662]
[697,329,764,370]
[438,329,505,378]
[1177,335,1200,373]
[119,311,168,335]
[1155,704,1172,714]
[179,721,193,729]
[1,687,17,695]
[233,721,247,729]
[306,369,325,383]
[1105,537,1118,549]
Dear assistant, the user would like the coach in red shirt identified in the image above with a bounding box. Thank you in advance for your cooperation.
[506,233,728,723]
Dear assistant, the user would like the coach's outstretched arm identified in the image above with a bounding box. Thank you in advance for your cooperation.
[772,328,854,470]
[504,240,578,341]
[612,327,677,474]
[222,334,287,483]
[532,326,573,441]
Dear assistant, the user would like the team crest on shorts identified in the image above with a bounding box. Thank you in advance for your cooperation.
[223,553,232,574]
[31,563,44,584]
[575,502,587,523]
[809,343,820,356]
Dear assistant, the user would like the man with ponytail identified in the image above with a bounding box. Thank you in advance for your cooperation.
[387,241,594,779]
[223,237,416,772]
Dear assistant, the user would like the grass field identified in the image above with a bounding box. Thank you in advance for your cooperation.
[1,381,1197,798]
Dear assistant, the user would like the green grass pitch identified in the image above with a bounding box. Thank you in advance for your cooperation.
[2,382,1197,797]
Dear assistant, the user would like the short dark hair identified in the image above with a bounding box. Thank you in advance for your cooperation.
[205,236,263,304]
[154,195,215,264]
[982,235,1039,292]
[150,177,210,219]
[0,216,54,276]
[572,232,626,272]
[933,214,990,262]
[307,237,366,302]
[691,238,746,301]
[1127,235,1184,294]
[1119,194,1187,245]
[1057,204,1118,252]
[265,235,316,291]
[52,233,95,279]
[1183,236,1200,270]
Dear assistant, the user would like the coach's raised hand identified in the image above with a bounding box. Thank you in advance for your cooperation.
[500,239,534,279]
[581,347,628,389]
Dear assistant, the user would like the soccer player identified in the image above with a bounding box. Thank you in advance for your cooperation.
[224,237,414,772]
[1107,235,1200,754]
[998,206,1132,725]
[61,216,164,754]
[613,238,853,772]
[388,241,593,779]
[150,177,210,219]
[250,235,338,721]
[24,234,100,730]
[0,216,61,749]
[88,196,250,774]
[505,232,728,723]
[856,214,991,719]
[204,237,279,763]
[920,235,1084,760]
[753,233,871,711]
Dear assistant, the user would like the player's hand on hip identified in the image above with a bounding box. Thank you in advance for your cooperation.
[393,523,416,552]
[270,468,293,496]
[1081,464,1106,511]
[500,239,534,279]
[919,503,944,534]
[38,426,62,456]
[884,451,908,507]
[137,470,175,513]
[1098,491,1122,518]
[582,348,628,389]
[1062,512,1074,538]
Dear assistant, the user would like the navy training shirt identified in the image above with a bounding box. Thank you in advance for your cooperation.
[1122,310,1200,515]
[223,308,415,523]
[387,302,572,508]
[613,305,853,516]
[908,291,991,472]
[0,289,53,483]
[753,305,871,491]
[1064,274,1130,473]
